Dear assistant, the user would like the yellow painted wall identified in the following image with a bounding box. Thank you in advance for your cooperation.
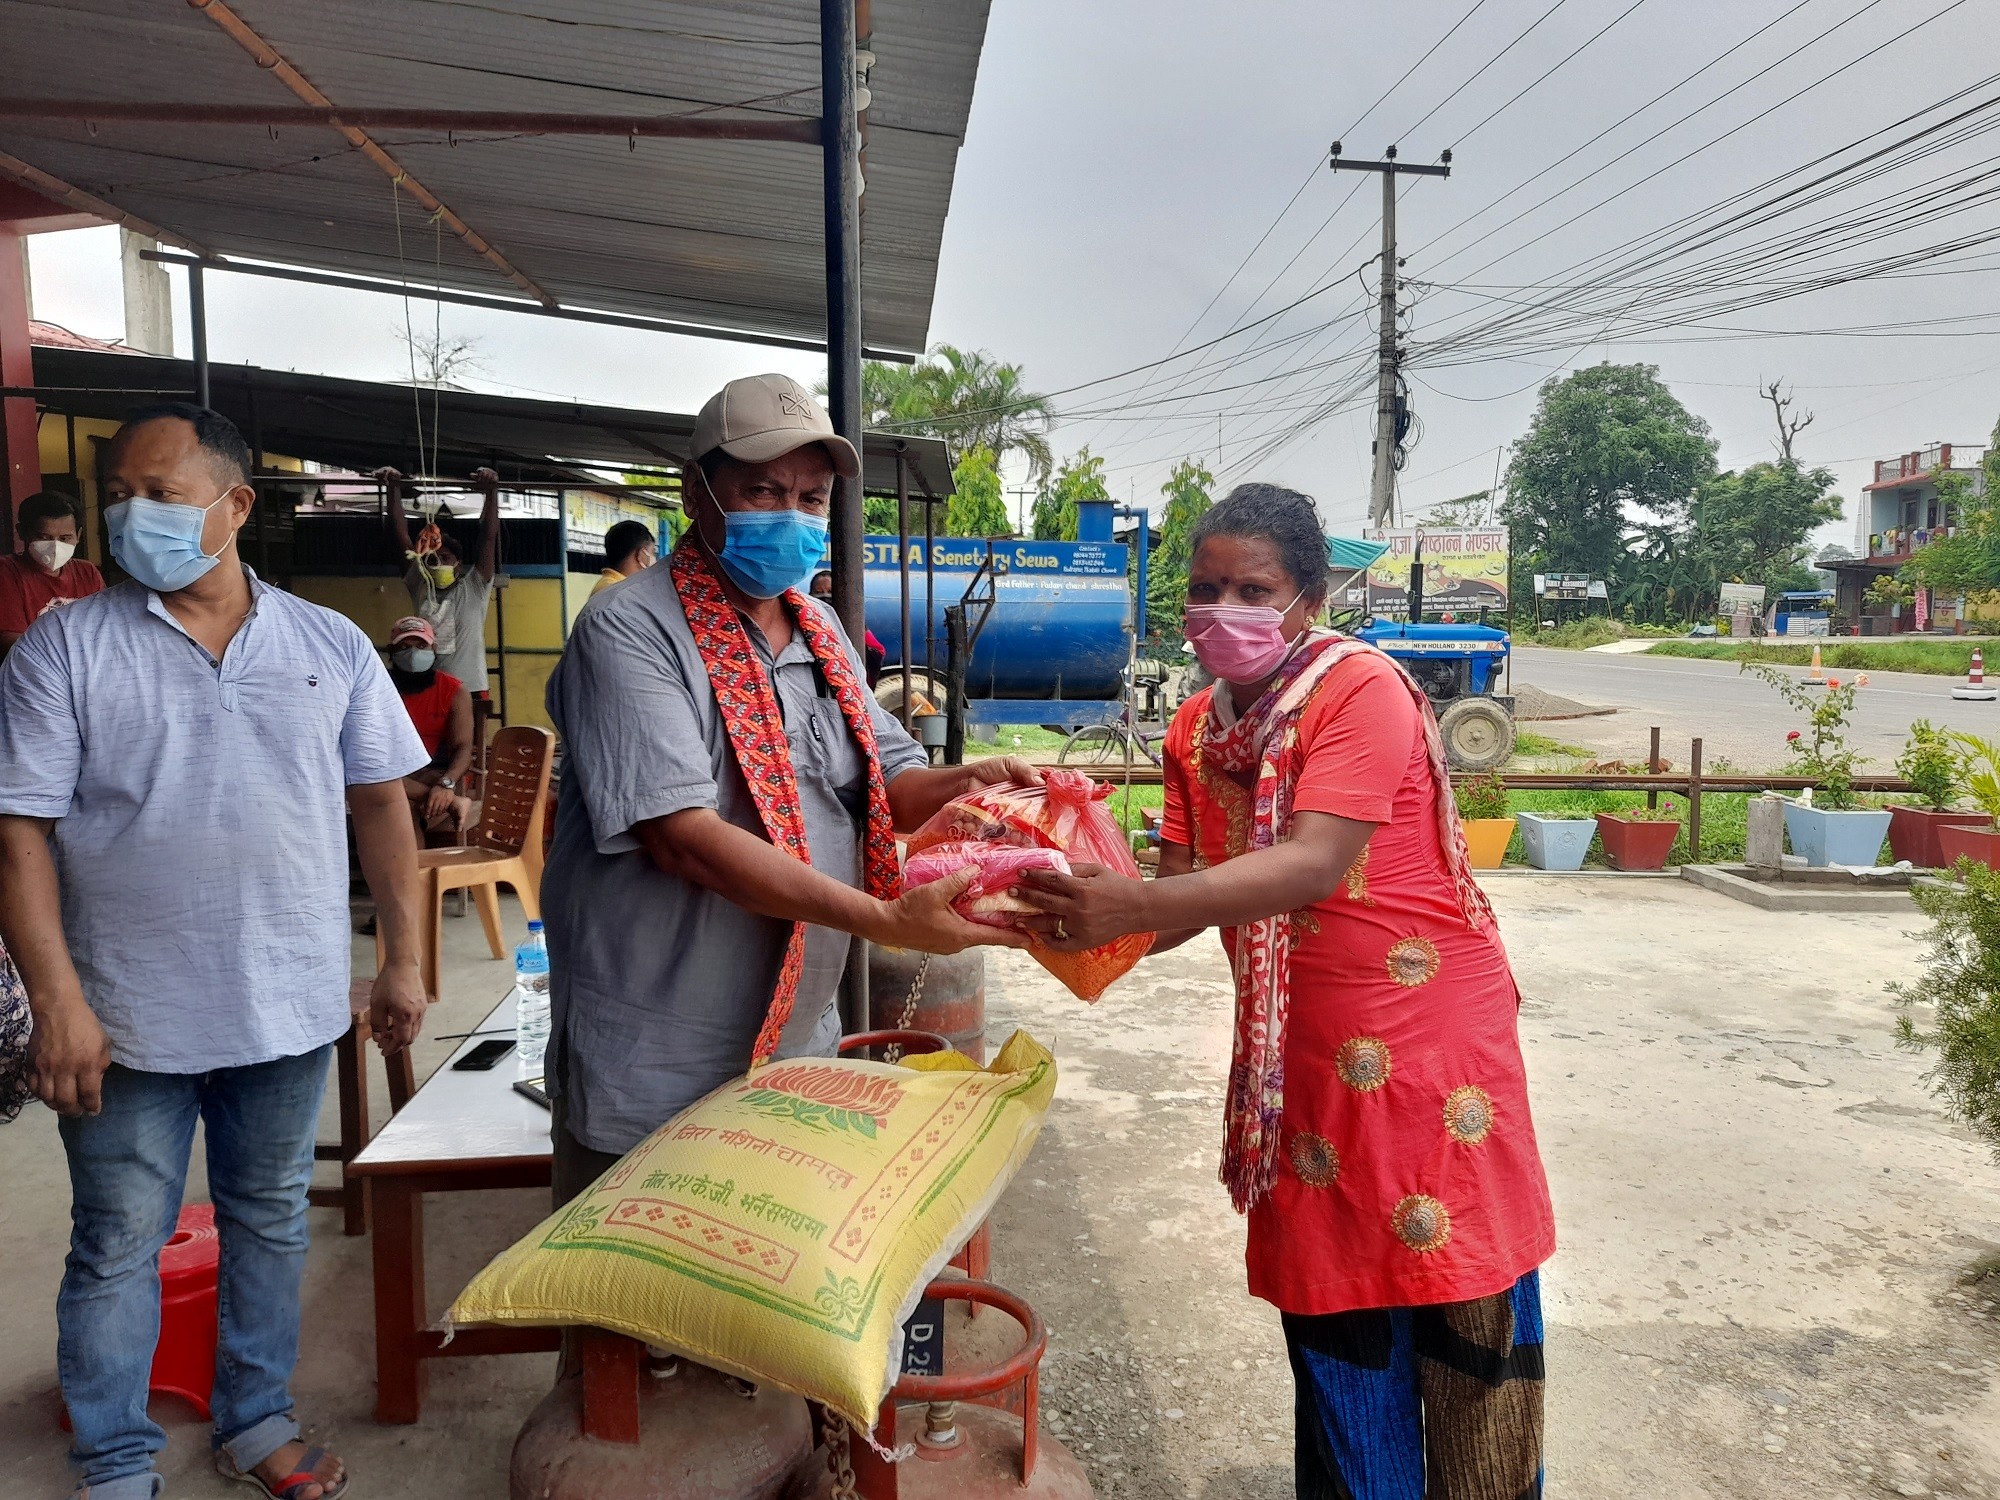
[1965,591,2000,625]
[490,576,565,731]
[38,413,116,561]
[291,571,567,731]
[563,566,601,626]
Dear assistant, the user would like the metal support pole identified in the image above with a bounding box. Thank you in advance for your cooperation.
[188,260,210,409]
[1370,167,1397,529]
[820,0,865,647]
[923,495,936,687]
[1648,726,1662,812]
[944,604,967,767]
[1134,513,1149,643]
[896,446,913,727]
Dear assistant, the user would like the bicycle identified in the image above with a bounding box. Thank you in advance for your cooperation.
[1057,722,1165,767]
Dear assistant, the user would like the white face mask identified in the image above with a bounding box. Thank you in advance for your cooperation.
[27,539,76,573]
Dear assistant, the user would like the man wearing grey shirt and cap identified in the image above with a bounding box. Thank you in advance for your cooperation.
[542,372,1039,1203]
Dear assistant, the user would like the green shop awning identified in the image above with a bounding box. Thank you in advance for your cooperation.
[1326,536,1389,572]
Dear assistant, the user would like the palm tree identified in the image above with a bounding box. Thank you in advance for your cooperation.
[833,346,1057,484]
[915,346,1056,484]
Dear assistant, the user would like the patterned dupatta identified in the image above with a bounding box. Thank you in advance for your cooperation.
[670,539,902,1068]
[1201,629,1497,1211]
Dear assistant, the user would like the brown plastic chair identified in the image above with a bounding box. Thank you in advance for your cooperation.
[415,725,554,995]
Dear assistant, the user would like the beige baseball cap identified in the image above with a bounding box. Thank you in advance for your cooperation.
[689,373,861,478]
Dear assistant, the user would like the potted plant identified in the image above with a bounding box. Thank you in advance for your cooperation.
[1937,733,2000,871]
[1453,772,1516,869]
[1595,799,1683,871]
[1748,665,1890,867]
[1515,808,1597,871]
[1888,720,1982,867]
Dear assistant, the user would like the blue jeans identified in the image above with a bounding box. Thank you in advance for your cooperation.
[56,1046,332,1499]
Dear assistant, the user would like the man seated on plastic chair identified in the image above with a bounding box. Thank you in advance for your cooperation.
[384,615,475,840]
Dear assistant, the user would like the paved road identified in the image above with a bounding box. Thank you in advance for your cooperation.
[1508,644,2000,771]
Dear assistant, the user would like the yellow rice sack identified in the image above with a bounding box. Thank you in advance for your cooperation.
[447,1031,1056,1428]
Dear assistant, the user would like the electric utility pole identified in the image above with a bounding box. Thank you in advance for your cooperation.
[1329,143,1450,529]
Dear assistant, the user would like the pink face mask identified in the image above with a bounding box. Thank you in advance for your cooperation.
[1184,591,1305,684]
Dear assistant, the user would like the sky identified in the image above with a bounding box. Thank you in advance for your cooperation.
[24,0,2000,553]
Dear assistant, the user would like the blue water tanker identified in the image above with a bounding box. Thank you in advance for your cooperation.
[863,534,1131,729]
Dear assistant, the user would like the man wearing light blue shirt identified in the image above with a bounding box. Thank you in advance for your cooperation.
[0,405,430,1500]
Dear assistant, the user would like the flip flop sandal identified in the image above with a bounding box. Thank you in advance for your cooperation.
[216,1445,351,1500]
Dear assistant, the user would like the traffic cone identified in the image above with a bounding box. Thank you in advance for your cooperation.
[1805,642,1826,687]
[1954,647,1998,701]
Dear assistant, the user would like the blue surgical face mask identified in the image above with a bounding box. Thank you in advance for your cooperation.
[106,490,233,593]
[392,647,435,674]
[696,470,830,599]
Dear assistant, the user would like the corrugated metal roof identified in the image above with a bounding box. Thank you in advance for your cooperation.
[30,343,958,494]
[0,0,989,352]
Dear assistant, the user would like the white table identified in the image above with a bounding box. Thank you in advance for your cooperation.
[350,994,558,1423]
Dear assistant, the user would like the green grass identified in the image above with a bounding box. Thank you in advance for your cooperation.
[964,725,1074,756]
[1104,783,1163,832]
[1499,788,1898,865]
[1645,639,1978,676]
[1513,729,1591,759]
[1527,619,1683,650]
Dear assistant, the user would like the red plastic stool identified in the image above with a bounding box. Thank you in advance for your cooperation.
[152,1204,220,1419]
[59,1203,220,1430]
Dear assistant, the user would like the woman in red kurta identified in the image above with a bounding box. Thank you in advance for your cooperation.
[1022,483,1554,1498]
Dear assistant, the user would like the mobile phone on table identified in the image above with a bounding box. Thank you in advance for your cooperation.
[451,1038,516,1071]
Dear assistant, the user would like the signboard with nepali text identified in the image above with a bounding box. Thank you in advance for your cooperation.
[1361,528,1510,618]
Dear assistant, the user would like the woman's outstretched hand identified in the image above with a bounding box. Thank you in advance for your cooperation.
[1015,862,1152,951]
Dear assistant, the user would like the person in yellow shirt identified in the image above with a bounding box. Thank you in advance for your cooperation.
[592,520,657,596]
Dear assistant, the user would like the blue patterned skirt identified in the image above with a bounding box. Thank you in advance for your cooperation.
[1283,1271,1544,1500]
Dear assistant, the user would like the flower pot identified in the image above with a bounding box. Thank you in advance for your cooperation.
[1887,806,1991,868]
[1781,804,1891,868]
[1515,812,1596,871]
[1935,822,2000,871]
[1594,813,1680,871]
[1460,817,1516,870]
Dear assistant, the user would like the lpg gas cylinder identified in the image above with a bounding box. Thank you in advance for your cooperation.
[511,1335,812,1500]
[792,1280,1093,1500]
[867,945,986,1061]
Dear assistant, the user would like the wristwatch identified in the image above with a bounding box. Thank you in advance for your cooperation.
[439,777,457,791]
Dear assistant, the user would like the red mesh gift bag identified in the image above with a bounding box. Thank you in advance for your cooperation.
[905,769,1154,1001]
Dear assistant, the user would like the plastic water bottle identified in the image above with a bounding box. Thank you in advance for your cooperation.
[513,920,551,1080]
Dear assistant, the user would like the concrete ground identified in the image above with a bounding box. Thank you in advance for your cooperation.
[5,879,2000,1499]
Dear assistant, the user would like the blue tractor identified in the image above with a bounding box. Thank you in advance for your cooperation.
[1355,620,1517,772]
[1327,537,1516,772]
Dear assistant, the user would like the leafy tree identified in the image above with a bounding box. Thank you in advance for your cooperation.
[944,445,1012,537]
[855,360,930,429]
[1145,458,1215,639]
[1420,489,1493,527]
[1502,363,1717,580]
[834,345,1057,483]
[1030,489,1066,542]
[863,496,899,534]
[1032,449,1109,541]
[1694,460,1843,595]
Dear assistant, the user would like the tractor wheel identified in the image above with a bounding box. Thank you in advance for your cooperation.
[1438,697,1516,773]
